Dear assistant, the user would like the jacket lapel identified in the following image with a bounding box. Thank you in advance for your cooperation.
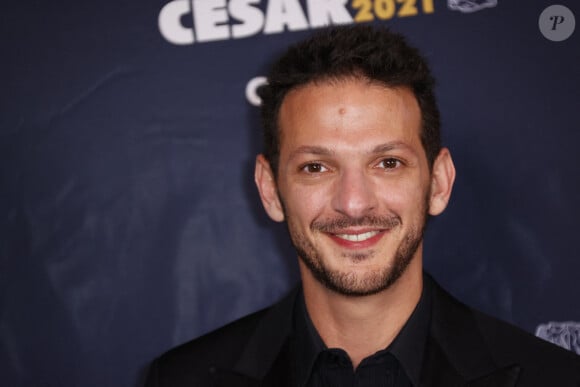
[424,275,521,387]
[420,334,521,387]
[209,368,261,387]
[466,364,521,387]
[420,336,465,387]
[210,286,300,387]
[261,339,297,387]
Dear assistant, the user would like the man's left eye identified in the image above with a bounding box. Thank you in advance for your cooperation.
[378,158,401,169]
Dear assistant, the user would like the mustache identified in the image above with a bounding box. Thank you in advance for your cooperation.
[312,214,401,233]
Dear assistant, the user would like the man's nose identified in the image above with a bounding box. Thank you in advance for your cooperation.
[331,169,378,218]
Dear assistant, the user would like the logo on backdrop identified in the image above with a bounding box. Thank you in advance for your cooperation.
[246,76,267,107]
[158,0,437,45]
[535,321,580,354]
[447,0,497,13]
[538,5,575,42]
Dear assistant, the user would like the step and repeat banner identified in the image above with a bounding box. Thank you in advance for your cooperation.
[1,1,579,386]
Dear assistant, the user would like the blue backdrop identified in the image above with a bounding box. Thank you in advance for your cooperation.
[1,1,579,386]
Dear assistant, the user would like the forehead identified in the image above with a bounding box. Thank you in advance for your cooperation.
[277,79,422,153]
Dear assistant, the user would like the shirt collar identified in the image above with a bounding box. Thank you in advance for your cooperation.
[293,290,325,387]
[292,277,432,387]
[388,277,432,387]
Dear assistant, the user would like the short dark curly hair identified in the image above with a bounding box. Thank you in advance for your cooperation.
[258,24,441,176]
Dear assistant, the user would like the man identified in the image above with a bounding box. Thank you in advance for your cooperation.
[145,25,580,386]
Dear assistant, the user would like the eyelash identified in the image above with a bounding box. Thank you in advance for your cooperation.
[377,158,403,169]
[300,163,328,174]
[299,158,403,174]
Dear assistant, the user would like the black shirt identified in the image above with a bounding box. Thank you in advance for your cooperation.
[293,281,432,387]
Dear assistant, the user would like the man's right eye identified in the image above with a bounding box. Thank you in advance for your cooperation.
[301,163,328,173]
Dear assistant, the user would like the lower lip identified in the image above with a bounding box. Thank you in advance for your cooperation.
[327,231,386,249]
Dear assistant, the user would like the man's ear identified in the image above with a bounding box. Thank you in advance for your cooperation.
[255,154,285,222]
[428,148,456,216]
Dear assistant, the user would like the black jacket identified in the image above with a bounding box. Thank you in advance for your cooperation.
[145,275,580,386]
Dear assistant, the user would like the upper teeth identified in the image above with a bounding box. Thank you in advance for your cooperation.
[336,231,380,242]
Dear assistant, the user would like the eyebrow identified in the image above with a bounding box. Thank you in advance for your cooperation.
[287,142,416,161]
[287,145,335,160]
[371,142,413,154]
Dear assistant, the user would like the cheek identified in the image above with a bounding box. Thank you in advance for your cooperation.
[377,190,407,213]
[283,184,330,225]
[376,177,428,213]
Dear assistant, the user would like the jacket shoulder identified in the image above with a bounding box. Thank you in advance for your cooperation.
[145,286,300,387]
[145,307,270,387]
[473,309,580,376]
[427,275,580,385]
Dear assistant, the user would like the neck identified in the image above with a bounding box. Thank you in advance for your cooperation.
[300,256,423,369]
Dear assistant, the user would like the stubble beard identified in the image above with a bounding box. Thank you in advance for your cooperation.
[284,200,429,297]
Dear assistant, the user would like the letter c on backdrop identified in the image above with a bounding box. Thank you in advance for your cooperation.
[159,0,195,44]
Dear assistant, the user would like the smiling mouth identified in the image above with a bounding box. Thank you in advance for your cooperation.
[334,230,381,242]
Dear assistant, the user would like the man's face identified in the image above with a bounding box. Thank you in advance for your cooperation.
[255,78,453,296]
